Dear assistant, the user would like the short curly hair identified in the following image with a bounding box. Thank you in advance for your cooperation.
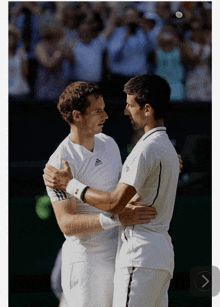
[57,81,102,124]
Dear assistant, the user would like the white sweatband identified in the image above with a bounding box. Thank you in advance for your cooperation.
[66,178,88,201]
[99,213,121,230]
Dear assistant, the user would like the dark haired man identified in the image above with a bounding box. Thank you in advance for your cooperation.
[44,81,158,307]
[44,74,180,306]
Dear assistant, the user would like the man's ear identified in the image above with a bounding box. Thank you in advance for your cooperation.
[144,104,152,115]
[72,110,82,122]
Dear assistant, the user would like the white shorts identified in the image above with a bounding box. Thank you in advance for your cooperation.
[112,267,171,307]
[61,241,115,307]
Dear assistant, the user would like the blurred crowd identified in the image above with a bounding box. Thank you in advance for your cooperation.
[9,1,212,102]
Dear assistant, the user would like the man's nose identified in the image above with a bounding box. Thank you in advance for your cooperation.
[103,110,108,120]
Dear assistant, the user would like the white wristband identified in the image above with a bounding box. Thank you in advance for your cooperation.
[99,213,121,230]
[66,178,87,201]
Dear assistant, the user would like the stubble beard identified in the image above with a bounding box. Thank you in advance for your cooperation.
[132,121,141,130]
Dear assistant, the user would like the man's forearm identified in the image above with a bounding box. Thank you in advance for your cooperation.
[83,183,137,215]
[51,197,121,238]
[59,213,104,237]
[65,179,137,214]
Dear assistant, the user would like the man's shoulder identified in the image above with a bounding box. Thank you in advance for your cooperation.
[132,134,165,161]
[95,132,113,142]
[95,133,118,152]
[141,133,178,162]
[47,135,72,169]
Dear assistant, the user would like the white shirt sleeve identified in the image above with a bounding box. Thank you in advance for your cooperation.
[119,147,156,193]
[46,154,72,203]
[46,186,72,203]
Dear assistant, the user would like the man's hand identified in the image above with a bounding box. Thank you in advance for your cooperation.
[178,154,183,173]
[43,160,73,191]
[118,196,157,226]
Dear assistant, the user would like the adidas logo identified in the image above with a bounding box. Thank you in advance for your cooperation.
[95,158,102,166]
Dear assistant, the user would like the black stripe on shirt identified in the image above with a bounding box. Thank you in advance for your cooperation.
[149,161,162,207]
[126,267,136,307]
[142,129,166,141]
[54,189,67,201]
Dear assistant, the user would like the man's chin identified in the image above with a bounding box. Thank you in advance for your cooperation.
[95,127,103,134]
[132,123,139,130]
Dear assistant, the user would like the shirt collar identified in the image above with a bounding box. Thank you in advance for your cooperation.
[141,127,166,142]
[68,134,97,156]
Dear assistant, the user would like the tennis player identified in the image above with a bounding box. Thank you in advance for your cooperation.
[44,74,180,307]
[44,81,158,307]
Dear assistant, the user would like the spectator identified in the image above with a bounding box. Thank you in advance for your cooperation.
[136,1,181,16]
[9,2,18,21]
[9,2,212,103]
[61,4,81,41]
[57,3,82,84]
[9,2,42,97]
[51,2,84,40]
[34,14,74,100]
[153,26,186,101]
[155,2,174,28]
[106,6,153,96]
[136,1,157,14]
[9,24,31,99]
[76,1,92,16]
[85,10,105,38]
[183,15,204,42]
[70,3,118,85]
[139,3,175,51]
[38,2,57,15]
[155,2,189,40]
[183,26,211,102]
[180,2,211,40]
[91,2,111,28]
[181,2,211,26]
[140,12,160,50]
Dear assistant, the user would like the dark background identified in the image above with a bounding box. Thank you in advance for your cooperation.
[9,97,211,306]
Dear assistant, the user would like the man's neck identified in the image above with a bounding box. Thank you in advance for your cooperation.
[143,119,164,134]
[69,126,95,152]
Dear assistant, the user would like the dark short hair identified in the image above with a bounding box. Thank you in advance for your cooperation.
[57,81,102,124]
[124,74,171,120]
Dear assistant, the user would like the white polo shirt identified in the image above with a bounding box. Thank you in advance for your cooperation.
[117,127,179,277]
[46,133,122,262]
